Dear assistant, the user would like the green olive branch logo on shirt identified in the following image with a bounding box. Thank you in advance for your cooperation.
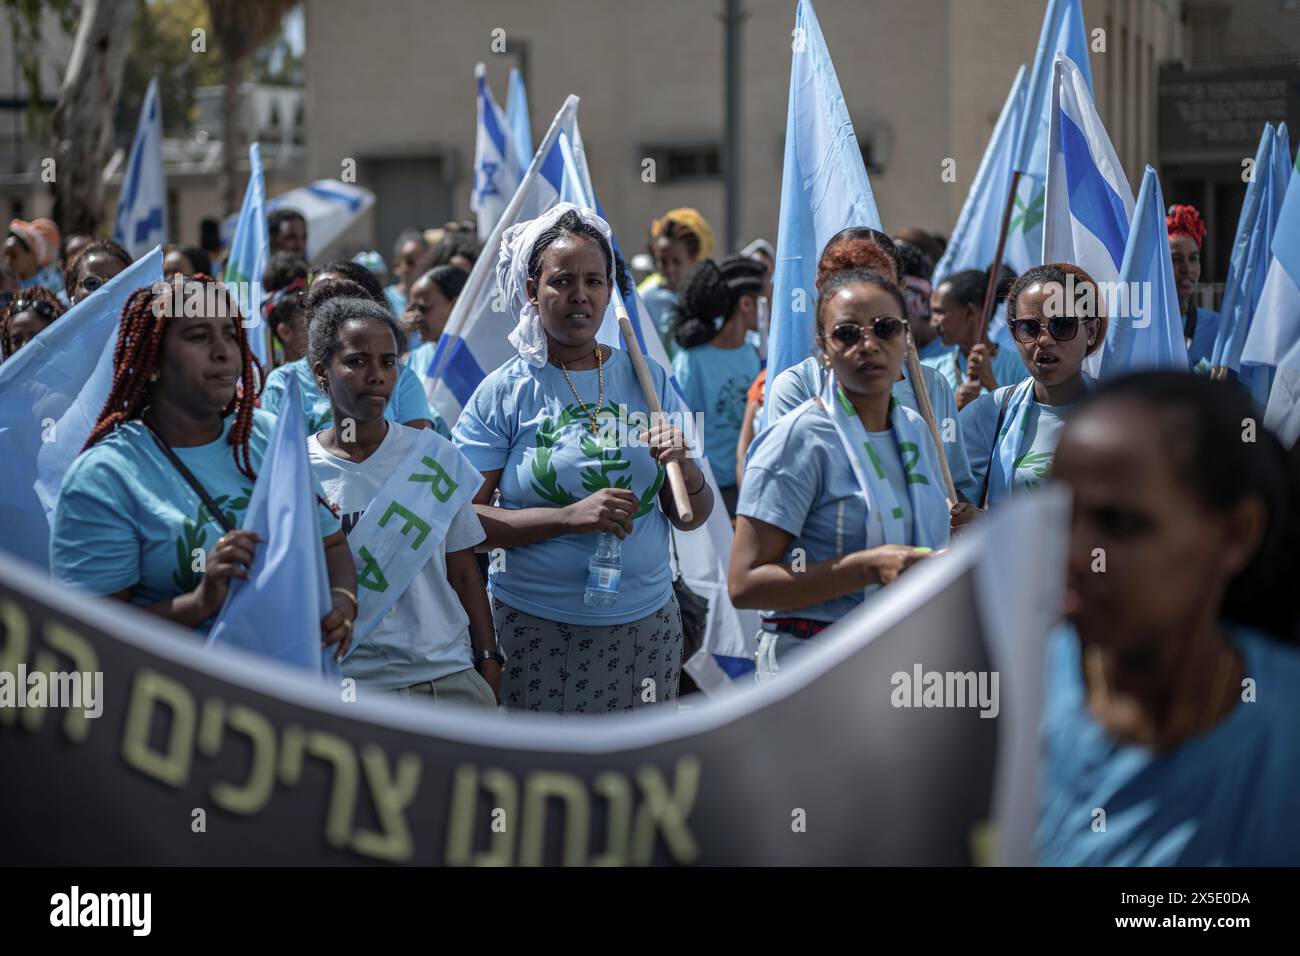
[1014,450,1054,481]
[171,489,251,591]
[529,402,664,517]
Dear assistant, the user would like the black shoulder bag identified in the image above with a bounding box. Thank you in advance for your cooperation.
[669,527,710,697]
[143,422,236,534]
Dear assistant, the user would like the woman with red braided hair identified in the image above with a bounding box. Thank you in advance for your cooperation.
[50,273,357,652]
[1167,203,1221,371]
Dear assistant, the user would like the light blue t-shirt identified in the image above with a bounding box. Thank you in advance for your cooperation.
[921,341,1029,397]
[672,341,761,490]
[1036,623,1300,866]
[961,385,1074,503]
[765,354,978,501]
[261,357,443,436]
[737,401,919,623]
[406,340,437,382]
[383,283,407,317]
[50,410,341,631]
[452,348,688,626]
[1185,304,1221,370]
[916,336,954,363]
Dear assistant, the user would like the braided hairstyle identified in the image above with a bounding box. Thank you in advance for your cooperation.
[1,286,66,358]
[527,209,631,298]
[673,255,766,349]
[817,227,902,288]
[83,274,263,483]
[64,239,132,299]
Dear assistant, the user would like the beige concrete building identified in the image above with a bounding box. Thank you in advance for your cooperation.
[298,1,1231,260]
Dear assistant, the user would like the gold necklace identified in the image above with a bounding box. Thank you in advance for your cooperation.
[551,345,605,434]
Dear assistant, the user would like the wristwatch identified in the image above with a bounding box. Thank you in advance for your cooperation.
[475,649,506,669]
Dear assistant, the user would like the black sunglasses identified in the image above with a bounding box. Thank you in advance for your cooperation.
[11,297,57,320]
[829,316,905,347]
[1010,316,1083,344]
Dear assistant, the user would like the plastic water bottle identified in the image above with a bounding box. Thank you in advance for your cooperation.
[584,532,622,608]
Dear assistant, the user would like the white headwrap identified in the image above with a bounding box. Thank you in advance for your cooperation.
[496,202,615,367]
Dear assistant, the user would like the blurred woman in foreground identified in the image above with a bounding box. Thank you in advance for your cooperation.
[1039,372,1300,865]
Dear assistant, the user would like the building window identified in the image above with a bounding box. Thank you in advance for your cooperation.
[644,144,722,183]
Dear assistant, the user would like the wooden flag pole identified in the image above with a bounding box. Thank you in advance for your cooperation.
[617,309,693,523]
[904,330,958,508]
[974,168,1023,346]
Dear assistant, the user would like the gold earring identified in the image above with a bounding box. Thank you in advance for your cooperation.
[149,371,159,382]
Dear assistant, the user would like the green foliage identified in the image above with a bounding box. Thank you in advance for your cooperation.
[119,0,221,136]
[2,0,78,136]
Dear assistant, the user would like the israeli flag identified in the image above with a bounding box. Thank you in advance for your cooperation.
[1043,53,1134,376]
[112,77,167,260]
[506,67,534,174]
[0,248,164,570]
[1212,125,1286,405]
[1099,166,1189,379]
[933,64,1028,284]
[223,143,271,368]
[768,0,882,385]
[1005,0,1093,275]
[471,63,523,241]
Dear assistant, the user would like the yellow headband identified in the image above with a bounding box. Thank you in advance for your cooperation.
[650,207,715,261]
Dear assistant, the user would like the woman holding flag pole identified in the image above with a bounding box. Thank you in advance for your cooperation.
[305,294,500,706]
[451,203,713,714]
[50,273,357,653]
[730,269,953,680]
[961,263,1105,509]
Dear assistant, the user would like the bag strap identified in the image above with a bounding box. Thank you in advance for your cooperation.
[978,387,1015,511]
[143,420,236,534]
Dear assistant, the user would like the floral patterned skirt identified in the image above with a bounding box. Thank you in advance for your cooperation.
[491,595,684,714]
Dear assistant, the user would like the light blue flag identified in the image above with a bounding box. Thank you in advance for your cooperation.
[768,0,881,384]
[1244,147,1300,443]
[1276,122,1292,190]
[1005,0,1093,274]
[471,63,522,241]
[1212,125,1285,406]
[0,248,163,570]
[1099,166,1189,380]
[224,142,270,368]
[112,77,166,260]
[933,65,1028,285]
[207,376,337,676]
[506,68,534,174]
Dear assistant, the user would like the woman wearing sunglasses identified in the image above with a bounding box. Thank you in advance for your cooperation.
[731,269,959,680]
[960,264,1106,509]
[65,240,133,306]
[0,286,66,359]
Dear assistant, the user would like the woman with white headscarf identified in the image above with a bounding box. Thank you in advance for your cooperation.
[451,204,714,714]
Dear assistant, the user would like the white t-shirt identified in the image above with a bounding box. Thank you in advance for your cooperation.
[308,423,486,691]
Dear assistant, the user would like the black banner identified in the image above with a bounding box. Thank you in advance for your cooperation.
[0,511,1032,865]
